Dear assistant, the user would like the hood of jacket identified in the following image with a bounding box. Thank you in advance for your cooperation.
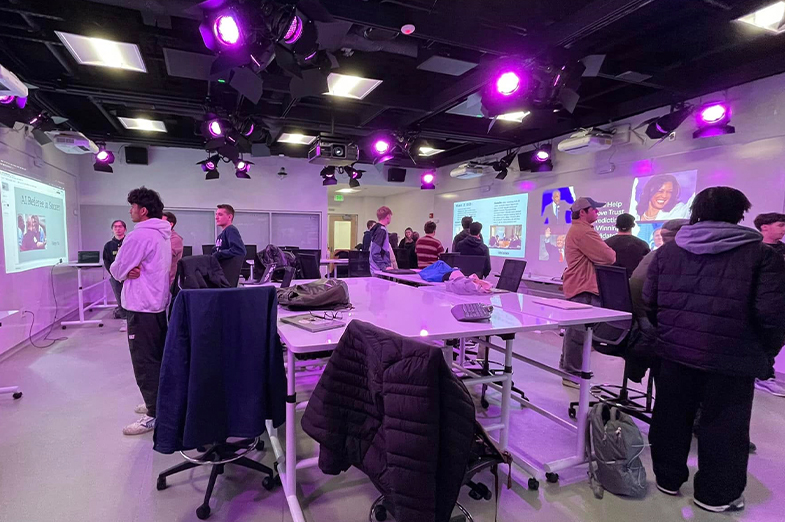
[461,236,484,249]
[675,221,762,255]
[135,218,172,239]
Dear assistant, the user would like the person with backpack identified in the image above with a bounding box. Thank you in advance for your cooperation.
[643,187,785,513]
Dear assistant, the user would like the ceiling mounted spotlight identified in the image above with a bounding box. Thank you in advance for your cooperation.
[93,145,115,173]
[496,71,522,96]
[517,145,553,173]
[234,158,253,179]
[370,135,397,164]
[214,14,242,46]
[644,106,693,140]
[198,154,221,180]
[0,95,26,109]
[321,165,337,186]
[277,167,288,180]
[694,102,734,138]
[421,171,435,190]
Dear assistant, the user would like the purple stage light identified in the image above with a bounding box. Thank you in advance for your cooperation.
[374,140,391,155]
[698,103,728,125]
[0,95,14,105]
[96,151,109,162]
[208,120,223,137]
[243,123,254,137]
[421,172,435,190]
[496,71,521,96]
[95,150,114,164]
[535,150,550,162]
[422,173,434,184]
[206,161,216,170]
[304,51,317,61]
[284,15,303,44]
[214,15,241,46]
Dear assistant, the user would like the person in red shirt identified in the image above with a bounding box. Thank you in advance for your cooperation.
[415,221,444,268]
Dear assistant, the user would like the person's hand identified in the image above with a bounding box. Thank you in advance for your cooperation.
[127,267,141,279]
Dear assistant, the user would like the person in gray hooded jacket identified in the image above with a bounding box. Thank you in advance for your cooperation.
[643,187,785,513]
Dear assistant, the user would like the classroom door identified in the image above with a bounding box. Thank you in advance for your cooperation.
[328,214,357,254]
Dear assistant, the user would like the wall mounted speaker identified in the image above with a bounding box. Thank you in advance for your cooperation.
[387,167,406,183]
[125,146,148,165]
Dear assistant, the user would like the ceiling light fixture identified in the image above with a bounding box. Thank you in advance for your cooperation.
[401,24,416,35]
[198,154,221,180]
[55,31,146,72]
[737,2,785,33]
[517,145,553,173]
[644,106,693,140]
[421,172,435,190]
[214,14,242,46]
[277,132,317,145]
[337,188,357,194]
[496,111,530,123]
[418,146,444,157]
[496,71,521,96]
[694,102,734,139]
[325,73,383,100]
[234,158,253,178]
[93,145,115,173]
[283,15,304,44]
[118,117,167,133]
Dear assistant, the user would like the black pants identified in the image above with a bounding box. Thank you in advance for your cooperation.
[649,360,754,506]
[127,311,168,418]
[109,277,127,319]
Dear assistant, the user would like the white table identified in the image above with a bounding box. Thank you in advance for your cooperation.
[61,263,114,329]
[373,269,443,287]
[320,258,347,278]
[268,277,558,522]
[417,284,630,481]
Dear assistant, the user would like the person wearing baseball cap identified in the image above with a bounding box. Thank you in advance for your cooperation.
[560,196,617,388]
[605,213,650,278]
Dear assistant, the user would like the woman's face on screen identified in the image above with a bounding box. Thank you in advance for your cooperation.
[651,182,674,210]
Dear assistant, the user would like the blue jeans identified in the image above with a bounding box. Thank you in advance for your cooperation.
[109,276,127,319]
[559,292,601,374]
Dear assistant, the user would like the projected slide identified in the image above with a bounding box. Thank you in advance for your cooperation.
[453,193,528,258]
[630,170,696,246]
[1,169,68,273]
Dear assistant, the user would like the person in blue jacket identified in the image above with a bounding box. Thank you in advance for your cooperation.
[213,204,246,260]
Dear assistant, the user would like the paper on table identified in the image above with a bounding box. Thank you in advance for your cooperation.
[531,298,592,310]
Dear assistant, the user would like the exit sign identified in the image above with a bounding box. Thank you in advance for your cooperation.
[334,194,344,202]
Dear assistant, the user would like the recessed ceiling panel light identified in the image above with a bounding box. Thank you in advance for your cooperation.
[277,133,317,145]
[336,188,358,193]
[118,117,167,132]
[737,2,785,33]
[496,111,530,123]
[325,73,382,99]
[418,146,445,157]
[55,31,146,72]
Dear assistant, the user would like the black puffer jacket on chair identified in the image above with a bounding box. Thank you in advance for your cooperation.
[301,320,476,522]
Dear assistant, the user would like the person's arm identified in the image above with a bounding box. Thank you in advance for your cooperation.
[576,228,616,265]
[214,228,245,260]
[369,229,390,270]
[110,234,146,282]
[483,250,491,278]
[642,250,659,326]
[437,241,445,256]
[103,241,113,272]
[754,248,785,357]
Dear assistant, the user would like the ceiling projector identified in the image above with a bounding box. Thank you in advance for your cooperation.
[48,131,99,154]
[450,163,487,179]
[557,129,613,154]
[0,64,27,98]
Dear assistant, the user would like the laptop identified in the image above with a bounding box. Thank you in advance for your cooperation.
[78,251,100,264]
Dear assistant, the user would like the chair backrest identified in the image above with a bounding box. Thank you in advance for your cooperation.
[202,244,214,256]
[182,246,193,258]
[347,250,371,277]
[439,252,460,267]
[394,248,410,269]
[496,259,527,292]
[296,253,322,279]
[241,245,257,280]
[218,255,245,287]
[593,265,634,349]
[453,255,487,278]
[298,248,321,260]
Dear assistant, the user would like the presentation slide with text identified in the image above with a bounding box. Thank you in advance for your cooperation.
[453,193,528,258]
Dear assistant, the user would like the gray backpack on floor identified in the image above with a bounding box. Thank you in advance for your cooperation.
[587,403,648,499]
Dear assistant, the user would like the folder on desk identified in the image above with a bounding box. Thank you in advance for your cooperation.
[531,298,592,310]
[280,314,345,333]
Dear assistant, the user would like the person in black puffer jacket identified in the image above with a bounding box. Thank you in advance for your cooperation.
[643,187,785,513]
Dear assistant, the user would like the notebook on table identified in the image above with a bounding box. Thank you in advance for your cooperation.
[280,313,345,333]
[531,298,592,310]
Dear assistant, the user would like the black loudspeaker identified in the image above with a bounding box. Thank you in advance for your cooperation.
[125,146,148,165]
[387,167,406,183]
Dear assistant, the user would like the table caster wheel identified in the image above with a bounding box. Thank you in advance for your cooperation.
[196,505,211,519]
[469,489,482,500]
[256,440,265,452]
[13,391,22,399]
[546,472,559,484]
[373,505,387,521]
[62,326,67,330]
[262,476,275,491]
[98,323,104,328]
[528,478,539,490]
[156,477,167,491]
[480,398,489,409]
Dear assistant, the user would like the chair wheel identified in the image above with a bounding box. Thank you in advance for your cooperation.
[480,398,490,409]
[546,472,559,484]
[12,392,22,399]
[196,505,211,519]
[469,489,482,500]
[256,440,265,452]
[527,478,539,490]
[262,476,275,491]
[156,477,167,491]
[484,489,493,500]
[568,407,576,419]
[275,475,282,486]
[374,505,387,521]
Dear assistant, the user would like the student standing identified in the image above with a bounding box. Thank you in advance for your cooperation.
[362,220,375,251]
[103,219,128,329]
[213,204,246,260]
[110,187,171,436]
[399,227,418,268]
[369,206,394,271]
[415,221,445,268]
[644,187,785,512]
[162,211,184,287]
[560,197,616,387]
[605,213,650,277]
[452,216,473,252]
[455,221,491,278]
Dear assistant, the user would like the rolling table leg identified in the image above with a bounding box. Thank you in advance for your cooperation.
[77,268,85,323]
[499,337,514,451]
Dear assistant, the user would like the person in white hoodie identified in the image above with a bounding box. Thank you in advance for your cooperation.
[110,187,171,436]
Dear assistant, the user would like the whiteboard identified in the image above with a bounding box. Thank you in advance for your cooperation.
[233,211,271,252]
[272,212,320,250]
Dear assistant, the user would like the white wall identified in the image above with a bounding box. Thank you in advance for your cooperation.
[0,127,84,356]
[382,190,437,241]
[328,195,384,246]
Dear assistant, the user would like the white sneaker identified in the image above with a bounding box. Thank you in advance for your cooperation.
[123,415,155,436]
[134,403,148,415]
[656,484,679,496]
[694,496,745,513]
[120,321,127,333]
[755,378,785,397]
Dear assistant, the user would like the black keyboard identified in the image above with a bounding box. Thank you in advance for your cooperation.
[451,303,493,322]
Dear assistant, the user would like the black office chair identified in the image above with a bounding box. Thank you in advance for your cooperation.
[439,252,461,267]
[394,248,410,269]
[496,259,527,292]
[202,244,214,256]
[241,244,257,281]
[296,253,322,279]
[334,250,350,278]
[182,246,193,258]
[568,265,655,423]
[453,255,487,279]
[218,255,245,287]
[348,250,371,277]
